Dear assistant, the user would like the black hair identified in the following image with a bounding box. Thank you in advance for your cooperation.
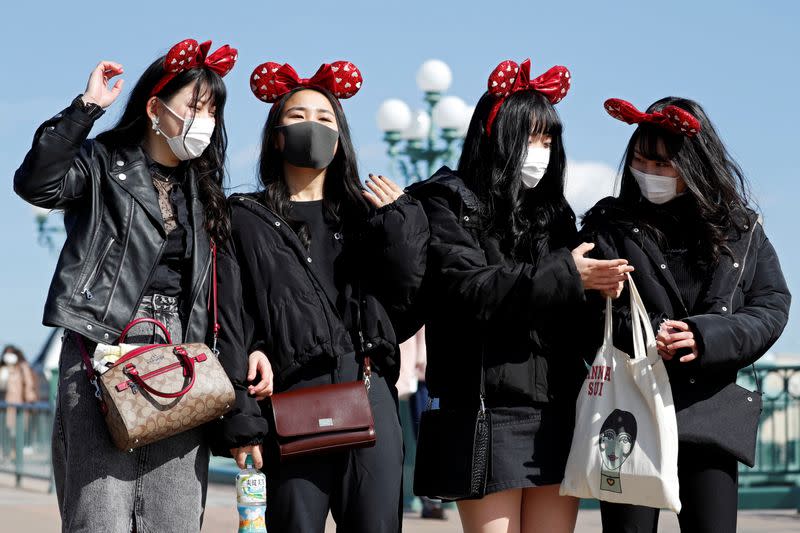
[95,55,230,244]
[458,89,575,261]
[257,87,368,249]
[600,409,638,442]
[614,97,752,264]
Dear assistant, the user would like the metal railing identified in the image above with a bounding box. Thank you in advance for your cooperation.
[739,364,800,486]
[0,401,53,489]
[1,364,798,505]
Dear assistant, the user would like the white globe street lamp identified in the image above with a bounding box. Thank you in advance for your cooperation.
[416,59,453,94]
[376,60,467,184]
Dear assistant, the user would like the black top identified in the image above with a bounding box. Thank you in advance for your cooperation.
[290,200,344,309]
[145,156,193,297]
[648,194,709,314]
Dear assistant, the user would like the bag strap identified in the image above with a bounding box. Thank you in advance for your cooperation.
[210,239,221,355]
[627,274,659,364]
[74,334,108,415]
[119,318,172,344]
[121,346,197,398]
[354,279,372,391]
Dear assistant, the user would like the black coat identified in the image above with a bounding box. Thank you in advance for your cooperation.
[13,99,212,344]
[580,196,791,417]
[212,192,429,451]
[407,168,586,408]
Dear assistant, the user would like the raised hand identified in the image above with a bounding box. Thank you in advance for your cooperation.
[82,61,125,109]
[571,242,634,292]
[362,174,404,209]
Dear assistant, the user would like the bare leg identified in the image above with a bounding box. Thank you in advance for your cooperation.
[520,485,579,533]
[457,489,523,533]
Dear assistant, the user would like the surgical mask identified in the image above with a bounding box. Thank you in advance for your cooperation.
[630,166,681,204]
[2,353,18,365]
[520,146,550,189]
[154,100,215,161]
[277,121,339,169]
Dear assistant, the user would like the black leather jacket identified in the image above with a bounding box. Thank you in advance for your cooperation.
[13,99,212,344]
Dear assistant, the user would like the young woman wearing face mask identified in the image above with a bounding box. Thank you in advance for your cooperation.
[212,61,429,533]
[580,97,791,533]
[0,346,38,455]
[13,38,237,532]
[407,59,633,533]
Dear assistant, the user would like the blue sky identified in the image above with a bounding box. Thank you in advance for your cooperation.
[1,1,798,359]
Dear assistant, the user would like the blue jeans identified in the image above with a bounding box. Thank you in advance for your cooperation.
[52,295,209,533]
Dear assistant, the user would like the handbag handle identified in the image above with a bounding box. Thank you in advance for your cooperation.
[628,274,659,364]
[123,346,196,399]
[119,318,172,344]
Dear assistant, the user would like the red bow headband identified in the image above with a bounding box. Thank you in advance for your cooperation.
[604,98,701,137]
[250,61,363,103]
[485,58,571,135]
[150,39,238,97]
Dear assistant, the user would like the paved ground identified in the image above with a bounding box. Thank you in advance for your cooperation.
[2,474,799,532]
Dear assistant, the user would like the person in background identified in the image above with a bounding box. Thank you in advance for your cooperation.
[0,345,38,457]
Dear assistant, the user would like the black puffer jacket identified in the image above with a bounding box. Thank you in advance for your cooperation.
[580,196,791,415]
[13,99,212,344]
[407,167,586,408]
[212,192,429,451]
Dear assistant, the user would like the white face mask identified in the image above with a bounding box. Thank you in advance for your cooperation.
[155,100,215,161]
[520,146,550,189]
[630,166,681,204]
[2,353,18,365]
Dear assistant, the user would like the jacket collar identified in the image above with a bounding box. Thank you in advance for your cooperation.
[107,145,166,235]
[232,194,342,317]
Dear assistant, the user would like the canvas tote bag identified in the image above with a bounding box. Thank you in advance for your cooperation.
[560,276,681,512]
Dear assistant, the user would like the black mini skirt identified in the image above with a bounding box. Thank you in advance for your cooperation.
[484,404,576,495]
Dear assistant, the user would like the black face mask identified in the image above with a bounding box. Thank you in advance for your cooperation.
[277,121,339,169]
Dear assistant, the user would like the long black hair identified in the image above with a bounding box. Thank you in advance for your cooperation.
[615,97,752,263]
[458,89,574,261]
[95,55,230,243]
[257,87,368,249]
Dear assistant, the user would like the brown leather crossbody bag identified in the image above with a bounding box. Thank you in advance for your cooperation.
[268,358,376,459]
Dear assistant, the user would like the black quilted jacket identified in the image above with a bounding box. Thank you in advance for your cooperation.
[407,167,586,408]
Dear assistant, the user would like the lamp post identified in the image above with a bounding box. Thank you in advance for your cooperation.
[376,59,473,185]
[32,206,63,252]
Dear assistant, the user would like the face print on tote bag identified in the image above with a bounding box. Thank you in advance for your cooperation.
[599,409,638,493]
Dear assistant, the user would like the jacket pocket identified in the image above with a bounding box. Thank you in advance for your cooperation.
[80,236,115,301]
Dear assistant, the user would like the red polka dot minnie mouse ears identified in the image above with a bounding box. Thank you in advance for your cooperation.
[250,61,363,103]
[150,39,238,97]
[485,58,571,135]
[604,98,701,137]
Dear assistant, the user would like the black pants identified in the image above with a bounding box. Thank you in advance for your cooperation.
[264,356,404,533]
[600,443,738,533]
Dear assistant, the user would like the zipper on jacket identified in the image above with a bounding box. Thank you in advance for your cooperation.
[103,199,135,321]
[81,237,115,301]
[238,196,343,351]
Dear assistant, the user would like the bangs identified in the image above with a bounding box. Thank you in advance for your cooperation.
[160,68,227,109]
[631,124,681,162]
[530,98,563,137]
[501,89,563,138]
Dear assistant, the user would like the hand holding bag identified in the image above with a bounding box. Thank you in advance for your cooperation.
[560,276,681,512]
[77,242,235,451]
